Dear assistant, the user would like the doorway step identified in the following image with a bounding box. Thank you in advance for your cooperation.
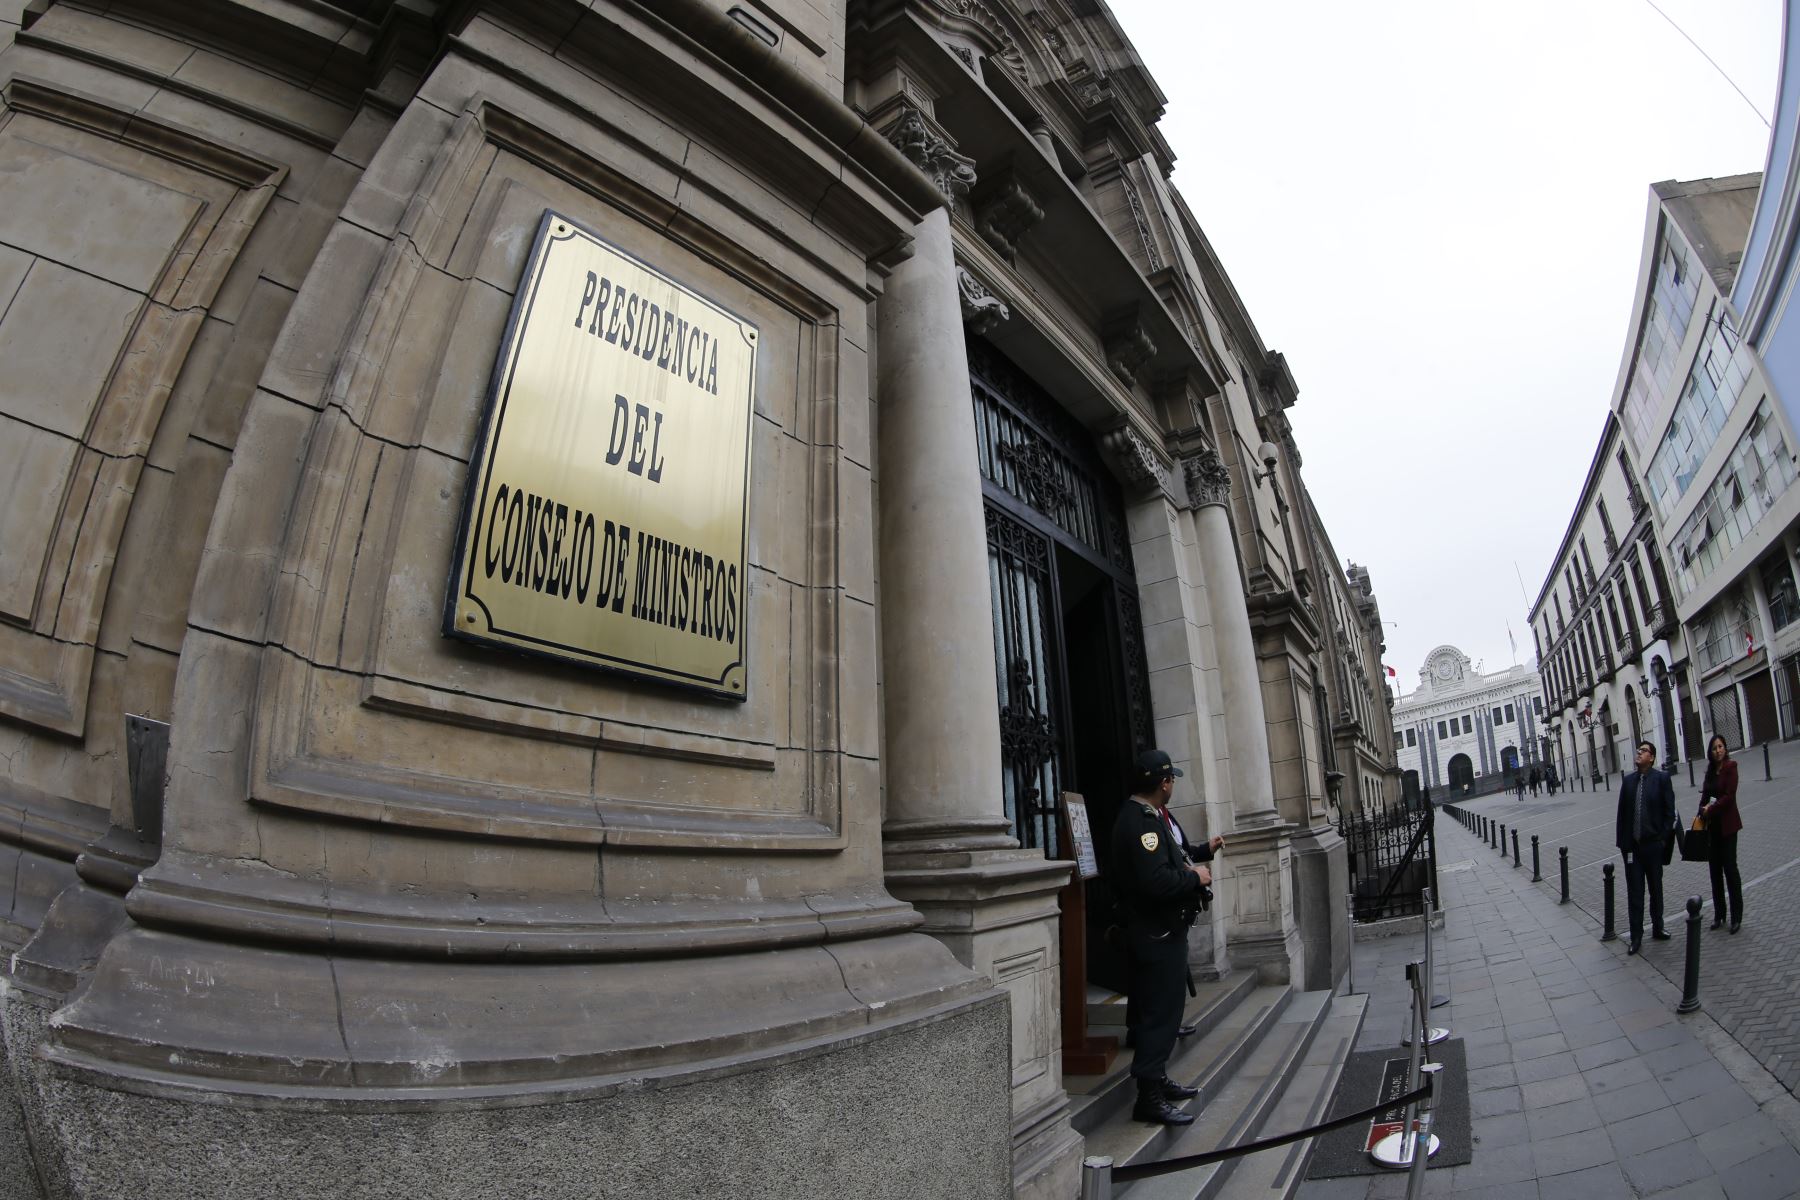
[1066,973,1367,1198]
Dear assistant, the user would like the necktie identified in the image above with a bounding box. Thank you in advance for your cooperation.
[1634,773,1647,843]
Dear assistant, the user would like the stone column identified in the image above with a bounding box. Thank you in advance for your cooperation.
[876,115,1078,1200]
[1183,450,1303,984]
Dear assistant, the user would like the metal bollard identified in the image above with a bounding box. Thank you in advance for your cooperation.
[1764,742,1772,782]
[1512,828,1520,868]
[1559,846,1570,903]
[1346,891,1357,996]
[1678,896,1703,1014]
[1688,758,1696,787]
[1601,863,1617,941]
[1498,822,1507,854]
[1080,1156,1113,1200]
[1531,835,1541,881]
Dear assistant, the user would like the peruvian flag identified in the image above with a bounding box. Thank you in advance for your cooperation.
[1385,665,1398,678]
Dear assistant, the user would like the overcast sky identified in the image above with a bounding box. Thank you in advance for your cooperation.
[1108,0,1781,697]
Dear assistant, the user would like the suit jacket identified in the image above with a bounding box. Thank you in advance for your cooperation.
[1616,768,1676,854]
[1701,758,1744,836]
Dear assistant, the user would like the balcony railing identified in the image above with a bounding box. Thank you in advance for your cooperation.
[1696,621,1758,674]
[1646,601,1676,639]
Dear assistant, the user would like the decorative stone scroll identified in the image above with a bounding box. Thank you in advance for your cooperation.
[958,267,1010,336]
[1103,309,1156,387]
[1182,448,1232,509]
[975,171,1044,263]
[886,107,976,201]
[1099,426,1166,499]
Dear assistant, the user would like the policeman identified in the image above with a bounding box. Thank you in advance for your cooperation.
[1110,748,1210,1126]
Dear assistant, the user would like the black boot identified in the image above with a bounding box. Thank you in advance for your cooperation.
[1133,1082,1194,1126]
[1160,1076,1200,1101]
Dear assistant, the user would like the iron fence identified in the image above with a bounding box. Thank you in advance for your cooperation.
[1343,804,1437,922]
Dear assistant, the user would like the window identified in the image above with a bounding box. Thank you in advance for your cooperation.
[1620,229,1701,459]
[1438,720,1448,739]
[1492,707,1504,726]
[1505,703,1515,722]
[1760,551,1800,631]
[1646,301,1754,521]
[1462,714,1473,734]
[1597,497,1616,552]
[1406,728,1417,747]
[1580,537,1596,584]
[1669,399,1799,597]
[1533,696,1542,714]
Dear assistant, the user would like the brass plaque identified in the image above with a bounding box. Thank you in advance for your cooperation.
[445,211,757,699]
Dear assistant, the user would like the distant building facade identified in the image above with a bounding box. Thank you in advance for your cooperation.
[1530,411,1692,780]
[1392,647,1544,796]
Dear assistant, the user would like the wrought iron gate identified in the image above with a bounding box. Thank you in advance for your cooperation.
[969,339,1152,855]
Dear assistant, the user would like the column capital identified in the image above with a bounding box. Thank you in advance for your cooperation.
[1099,425,1167,501]
[886,106,976,201]
[1182,447,1232,509]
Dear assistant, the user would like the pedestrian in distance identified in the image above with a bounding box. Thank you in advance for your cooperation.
[1615,740,1678,955]
[1108,749,1210,1126]
[1699,734,1745,934]
[1528,766,1541,796]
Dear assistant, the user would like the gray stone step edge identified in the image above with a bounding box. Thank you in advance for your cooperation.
[1069,971,1267,1138]
[1092,987,1361,1200]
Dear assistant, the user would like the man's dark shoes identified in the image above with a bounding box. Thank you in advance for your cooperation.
[1711,918,1725,930]
[1160,1076,1200,1100]
[1729,919,1742,934]
[1175,1024,1198,1039]
[1628,938,1641,955]
[1133,1091,1194,1126]
[1652,929,1672,941]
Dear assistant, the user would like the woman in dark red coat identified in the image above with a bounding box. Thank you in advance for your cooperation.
[1700,734,1744,932]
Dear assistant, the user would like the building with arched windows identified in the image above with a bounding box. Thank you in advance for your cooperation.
[1392,647,1545,797]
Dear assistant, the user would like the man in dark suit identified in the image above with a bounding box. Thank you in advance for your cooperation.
[1615,740,1677,954]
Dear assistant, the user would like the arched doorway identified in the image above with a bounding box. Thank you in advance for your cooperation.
[1447,753,1473,789]
[1500,745,1519,775]
[1402,769,1420,805]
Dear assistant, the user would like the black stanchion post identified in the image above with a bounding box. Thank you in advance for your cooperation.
[1559,846,1569,903]
[1512,829,1520,868]
[1688,758,1695,788]
[1764,742,1772,782]
[1678,896,1703,1014]
[1601,863,1617,941]
[1531,835,1541,882]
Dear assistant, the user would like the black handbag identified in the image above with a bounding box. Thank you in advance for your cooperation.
[1680,815,1712,863]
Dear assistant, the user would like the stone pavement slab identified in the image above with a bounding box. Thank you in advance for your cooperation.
[1451,739,1800,1098]
[1295,809,1800,1200]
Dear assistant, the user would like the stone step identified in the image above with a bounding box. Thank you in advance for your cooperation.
[1204,992,1370,1200]
[1068,971,1263,1138]
[1084,970,1257,1041]
[1075,982,1293,1157]
[1078,987,1359,1200]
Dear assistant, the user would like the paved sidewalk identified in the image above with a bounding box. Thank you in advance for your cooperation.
[1453,741,1800,1097]
[1297,812,1800,1200]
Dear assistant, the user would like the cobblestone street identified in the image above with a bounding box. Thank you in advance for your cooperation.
[1451,741,1800,1097]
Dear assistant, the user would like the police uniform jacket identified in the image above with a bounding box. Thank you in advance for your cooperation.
[1110,798,1202,934]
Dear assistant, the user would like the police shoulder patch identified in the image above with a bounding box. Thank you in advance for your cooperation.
[1140,831,1160,852]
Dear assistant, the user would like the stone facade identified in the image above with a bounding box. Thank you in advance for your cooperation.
[0,0,1381,1193]
[1394,648,1545,794]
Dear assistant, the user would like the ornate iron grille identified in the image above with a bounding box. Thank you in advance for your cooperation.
[1343,805,1437,921]
[968,339,1122,567]
[987,505,1062,853]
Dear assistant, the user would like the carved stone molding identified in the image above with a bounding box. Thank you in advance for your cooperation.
[974,170,1044,263]
[1103,309,1156,388]
[958,267,1010,336]
[1183,449,1232,509]
[886,107,976,201]
[1100,426,1166,499]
